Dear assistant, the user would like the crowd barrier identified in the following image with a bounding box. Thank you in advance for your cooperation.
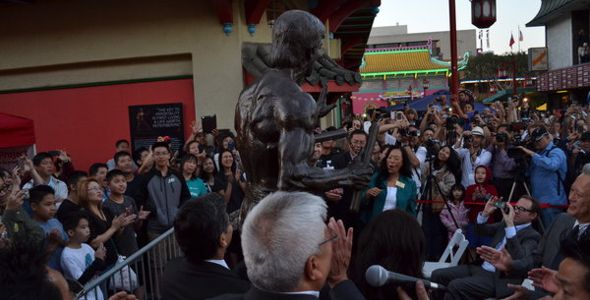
[77,227,181,300]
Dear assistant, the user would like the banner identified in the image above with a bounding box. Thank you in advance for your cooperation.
[0,145,35,170]
[128,103,185,155]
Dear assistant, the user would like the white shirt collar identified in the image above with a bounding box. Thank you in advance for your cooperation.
[280,291,320,298]
[204,259,230,270]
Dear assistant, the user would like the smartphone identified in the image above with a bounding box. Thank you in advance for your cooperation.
[493,199,510,214]
[201,115,217,134]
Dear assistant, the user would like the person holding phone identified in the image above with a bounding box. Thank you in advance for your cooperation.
[432,195,541,300]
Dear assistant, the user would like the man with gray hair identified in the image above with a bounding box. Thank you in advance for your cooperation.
[211,191,365,300]
[478,163,590,299]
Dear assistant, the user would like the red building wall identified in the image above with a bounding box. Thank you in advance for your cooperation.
[0,79,195,171]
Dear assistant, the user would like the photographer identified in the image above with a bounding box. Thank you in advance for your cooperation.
[453,126,492,187]
[517,127,567,228]
[568,131,590,189]
[488,130,518,201]
[401,126,427,194]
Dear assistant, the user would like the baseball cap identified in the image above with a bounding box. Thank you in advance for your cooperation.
[530,127,549,142]
[472,126,484,136]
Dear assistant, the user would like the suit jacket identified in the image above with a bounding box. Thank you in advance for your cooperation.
[475,219,541,297]
[160,258,250,300]
[510,213,576,278]
[476,220,541,261]
[209,280,365,300]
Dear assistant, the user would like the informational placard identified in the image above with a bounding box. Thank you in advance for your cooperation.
[528,47,548,71]
[128,103,184,155]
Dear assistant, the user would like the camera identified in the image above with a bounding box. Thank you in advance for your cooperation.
[424,139,441,159]
[496,132,509,143]
[446,115,459,130]
[506,135,534,160]
[463,134,473,149]
[398,128,407,137]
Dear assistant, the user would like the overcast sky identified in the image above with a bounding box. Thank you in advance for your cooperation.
[373,0,546,54]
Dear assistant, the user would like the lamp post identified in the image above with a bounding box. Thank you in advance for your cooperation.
[449,0,459,104]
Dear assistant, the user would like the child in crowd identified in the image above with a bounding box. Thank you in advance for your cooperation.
[464,165,498,221]
[103,169,149,257]
[464,165,498,247]
[60,212,106,300]
[440,184,469,241]
[29,184,68,272]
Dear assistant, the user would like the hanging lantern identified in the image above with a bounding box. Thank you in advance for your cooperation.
[471,0,496,29]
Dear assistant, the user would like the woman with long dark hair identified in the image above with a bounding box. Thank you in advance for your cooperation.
[199,156,223,195]
[352,209,426,300]
[361,144,417,223]
[422,145,462,211]
[421,145,462,260]
[215,150,246,215]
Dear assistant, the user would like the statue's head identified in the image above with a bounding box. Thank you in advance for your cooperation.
[270,10,325,78]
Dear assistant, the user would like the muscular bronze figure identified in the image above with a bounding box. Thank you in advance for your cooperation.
[235,10,372,216]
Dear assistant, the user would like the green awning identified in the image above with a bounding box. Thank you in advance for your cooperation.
[482,87,537,104]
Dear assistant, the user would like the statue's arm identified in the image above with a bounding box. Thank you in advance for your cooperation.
[278,127,363,192]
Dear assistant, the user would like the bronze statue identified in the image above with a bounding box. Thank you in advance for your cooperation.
[235,10,373,217]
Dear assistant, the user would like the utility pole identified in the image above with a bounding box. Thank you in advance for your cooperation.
[449,0,459,102]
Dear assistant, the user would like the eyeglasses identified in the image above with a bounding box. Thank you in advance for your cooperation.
[514,205,533,213]
[351,141,366,146]
[318,234,339,247]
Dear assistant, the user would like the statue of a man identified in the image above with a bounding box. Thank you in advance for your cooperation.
[236,10,372,215]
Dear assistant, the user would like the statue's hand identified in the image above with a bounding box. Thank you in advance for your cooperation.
[316,85,336,118]
[343,163,373,189]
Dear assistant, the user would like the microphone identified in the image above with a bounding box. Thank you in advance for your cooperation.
[365,265,446,290]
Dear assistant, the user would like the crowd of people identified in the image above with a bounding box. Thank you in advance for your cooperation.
[1,88,590,300]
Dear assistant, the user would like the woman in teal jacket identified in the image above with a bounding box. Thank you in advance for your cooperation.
[362,144,418,223]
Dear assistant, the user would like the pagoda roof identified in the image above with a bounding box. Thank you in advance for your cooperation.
[360,47,451,78]
[526,0,585,27]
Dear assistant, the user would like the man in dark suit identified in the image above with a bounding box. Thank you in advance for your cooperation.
[431,195,542,299]
[210,191,365,300]
[160,193,249,300]
[478,164,590,298]
[329,129,368,227]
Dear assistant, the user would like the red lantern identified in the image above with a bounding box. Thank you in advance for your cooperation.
[471,0,496,29]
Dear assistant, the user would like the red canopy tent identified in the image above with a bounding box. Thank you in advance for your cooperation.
[0,112,35,148]
[0,113,36,168]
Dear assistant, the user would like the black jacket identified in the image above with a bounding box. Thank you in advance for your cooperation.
[161,258,250,300]
[135,168,191,234]
[209,280,365,300]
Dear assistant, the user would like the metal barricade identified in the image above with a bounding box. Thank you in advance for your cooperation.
[77,227,182,300]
